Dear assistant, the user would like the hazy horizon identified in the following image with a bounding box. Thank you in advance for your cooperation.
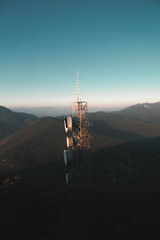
[8,100,159,117]
[10,104,126,117]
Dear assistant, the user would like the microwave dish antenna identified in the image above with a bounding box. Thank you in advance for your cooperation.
[66,136,74,148]
[64,150,73,166]
[66,172,72,184]
[64,117,72,132]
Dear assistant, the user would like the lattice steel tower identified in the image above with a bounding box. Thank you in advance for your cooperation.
[64,71,90,188]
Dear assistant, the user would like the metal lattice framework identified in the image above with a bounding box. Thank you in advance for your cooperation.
[63,71,91,189]
[72,100,90,150]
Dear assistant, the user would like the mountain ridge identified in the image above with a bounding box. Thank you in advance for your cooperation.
[119,102,160,121]
[1,101,160,174]
[0,105,38,140]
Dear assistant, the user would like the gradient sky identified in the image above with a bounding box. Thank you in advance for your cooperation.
[0,0,160,108]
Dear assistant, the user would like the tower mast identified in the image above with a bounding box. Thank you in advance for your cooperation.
[64,71,90,189]
[76,70,80,102]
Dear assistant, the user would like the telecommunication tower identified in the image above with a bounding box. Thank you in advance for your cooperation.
[64,71,90,188]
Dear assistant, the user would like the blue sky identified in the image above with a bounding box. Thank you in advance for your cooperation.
[0,0,160,108]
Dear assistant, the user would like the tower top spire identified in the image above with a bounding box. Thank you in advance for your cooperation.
[76,70,80,101]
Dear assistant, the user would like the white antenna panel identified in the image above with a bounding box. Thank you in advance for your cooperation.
[64,149,73,166]
[64,117,72,132]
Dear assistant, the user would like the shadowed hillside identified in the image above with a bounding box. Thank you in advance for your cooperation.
[0,117,66,172]
[91,136,160,190]
[0,106,38,140]
[0,184,160,240]
[1,131,160,191]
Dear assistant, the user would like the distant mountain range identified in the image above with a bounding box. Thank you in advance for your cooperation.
[90,102,160,121]
[11,105,125,117]
[119,102,160,121]
[11,106,71,117]
[0,106,38,140]
[89,102,160,141]
[1,101,160,190]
